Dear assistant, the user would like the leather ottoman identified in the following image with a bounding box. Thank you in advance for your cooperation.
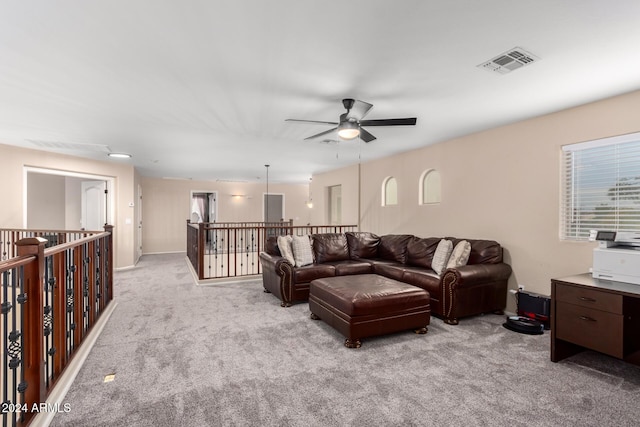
[309,274,430,348]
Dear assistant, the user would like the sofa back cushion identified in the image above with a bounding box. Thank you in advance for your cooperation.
[292,235,314,267]
[312,233,350,264]
[447,238,503,264]
[265,236,281,256]
[378,234,413,264]
[406,237,441,269]
[346,232,380,259]
[277,235,295,264]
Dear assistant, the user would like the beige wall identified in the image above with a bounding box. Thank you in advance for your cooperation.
[310,164,360,227]
[311,89,640,310]
[0,144,137,269]
[141,177,310,254]
[26,172,66,228]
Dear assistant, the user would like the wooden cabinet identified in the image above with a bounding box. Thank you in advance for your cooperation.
[551,274,640,365]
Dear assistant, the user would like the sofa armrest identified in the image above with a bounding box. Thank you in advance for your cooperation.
[259,252,295,306]
[439,263,512,324]
[259,251,291,275]
[442,263,512,289]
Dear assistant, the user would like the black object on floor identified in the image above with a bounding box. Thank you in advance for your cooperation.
[503,315,544,335]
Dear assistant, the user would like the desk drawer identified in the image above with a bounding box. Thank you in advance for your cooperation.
[555,284,622,314]
[555,301,623,358]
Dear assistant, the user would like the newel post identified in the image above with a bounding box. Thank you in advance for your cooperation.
[15,237,47,408]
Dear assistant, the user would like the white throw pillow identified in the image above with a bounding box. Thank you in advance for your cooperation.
[277,235,295,265]
[446,240,471,269]
[432,239,453,275]
[291,235,314,267]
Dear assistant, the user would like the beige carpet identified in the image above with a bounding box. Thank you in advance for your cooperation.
[50,253,640,427]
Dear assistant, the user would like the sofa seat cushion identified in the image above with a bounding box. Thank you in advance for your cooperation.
[310,274,429,317]
[293,264,336,283]
[401,267,441,296]
[327,260,373,276]
[372,262,406,281]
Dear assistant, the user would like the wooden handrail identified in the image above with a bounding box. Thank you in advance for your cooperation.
[186,221,358,280]
[43,231,110,256]
[1,226,114,426]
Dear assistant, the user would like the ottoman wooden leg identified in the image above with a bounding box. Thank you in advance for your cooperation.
[414,326,428,334]
[344,338,362,349]
[310,312,320,320]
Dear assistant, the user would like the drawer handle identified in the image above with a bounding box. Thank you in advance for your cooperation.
[579,315,597,322]
[579,296,597,303]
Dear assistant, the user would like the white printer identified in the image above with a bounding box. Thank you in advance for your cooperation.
[590,230,640,285]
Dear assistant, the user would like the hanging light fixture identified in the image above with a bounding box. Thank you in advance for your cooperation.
[306,177,313,208]
[265,164,270,223]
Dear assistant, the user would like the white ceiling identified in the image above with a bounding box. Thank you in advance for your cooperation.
[2,1,640,184]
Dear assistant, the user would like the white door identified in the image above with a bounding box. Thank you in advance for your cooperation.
[81,180,106,231]
[137,184,143,259]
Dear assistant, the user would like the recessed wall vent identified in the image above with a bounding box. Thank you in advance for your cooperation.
[477,47,540,74]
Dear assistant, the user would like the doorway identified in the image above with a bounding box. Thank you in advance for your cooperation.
[137,184,143,260]
[264,193,284,223]
[190,191,217,223]
[328,185,342,225]
[24,167,114,230]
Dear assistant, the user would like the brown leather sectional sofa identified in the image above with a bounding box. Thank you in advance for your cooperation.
[259,232,512,325]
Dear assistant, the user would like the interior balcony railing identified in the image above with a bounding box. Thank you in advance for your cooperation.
[0,228,100,261]
[1,226,114,427]
[187,221,357,280]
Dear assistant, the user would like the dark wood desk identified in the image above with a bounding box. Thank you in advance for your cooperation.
[551,273,640,365]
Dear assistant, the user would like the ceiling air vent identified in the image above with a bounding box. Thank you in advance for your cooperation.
[477,47,539,74]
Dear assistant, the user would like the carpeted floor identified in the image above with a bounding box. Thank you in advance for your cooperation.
[50,253,640,427]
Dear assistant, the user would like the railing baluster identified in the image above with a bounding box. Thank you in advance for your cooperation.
[187,222,357,280]
[1,228,114,426]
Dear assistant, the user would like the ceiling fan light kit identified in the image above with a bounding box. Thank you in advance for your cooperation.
[337,121,360,140]
[286,98,417,143]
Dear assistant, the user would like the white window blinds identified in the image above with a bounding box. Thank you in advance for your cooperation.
[561,132,640,240]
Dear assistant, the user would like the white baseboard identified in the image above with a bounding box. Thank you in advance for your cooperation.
[184,255,261,286]
[142,250,187,255]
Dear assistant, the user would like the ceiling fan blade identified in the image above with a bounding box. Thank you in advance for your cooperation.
[345,100,373,121]
[360,117,417,126]
[286,119,339,126]
[359,128,377,143]
[304,127,338,140]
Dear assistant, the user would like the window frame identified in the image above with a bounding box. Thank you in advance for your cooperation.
[419,169,441,205]
[381,176,398,206]
[560,132,640,241]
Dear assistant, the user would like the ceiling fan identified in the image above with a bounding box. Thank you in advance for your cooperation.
[285,98,417,143]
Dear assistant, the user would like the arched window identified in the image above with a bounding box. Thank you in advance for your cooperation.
[419,169,441,204]
[382,176,398,206]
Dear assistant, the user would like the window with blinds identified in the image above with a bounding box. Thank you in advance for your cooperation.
[561,132,640,240]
